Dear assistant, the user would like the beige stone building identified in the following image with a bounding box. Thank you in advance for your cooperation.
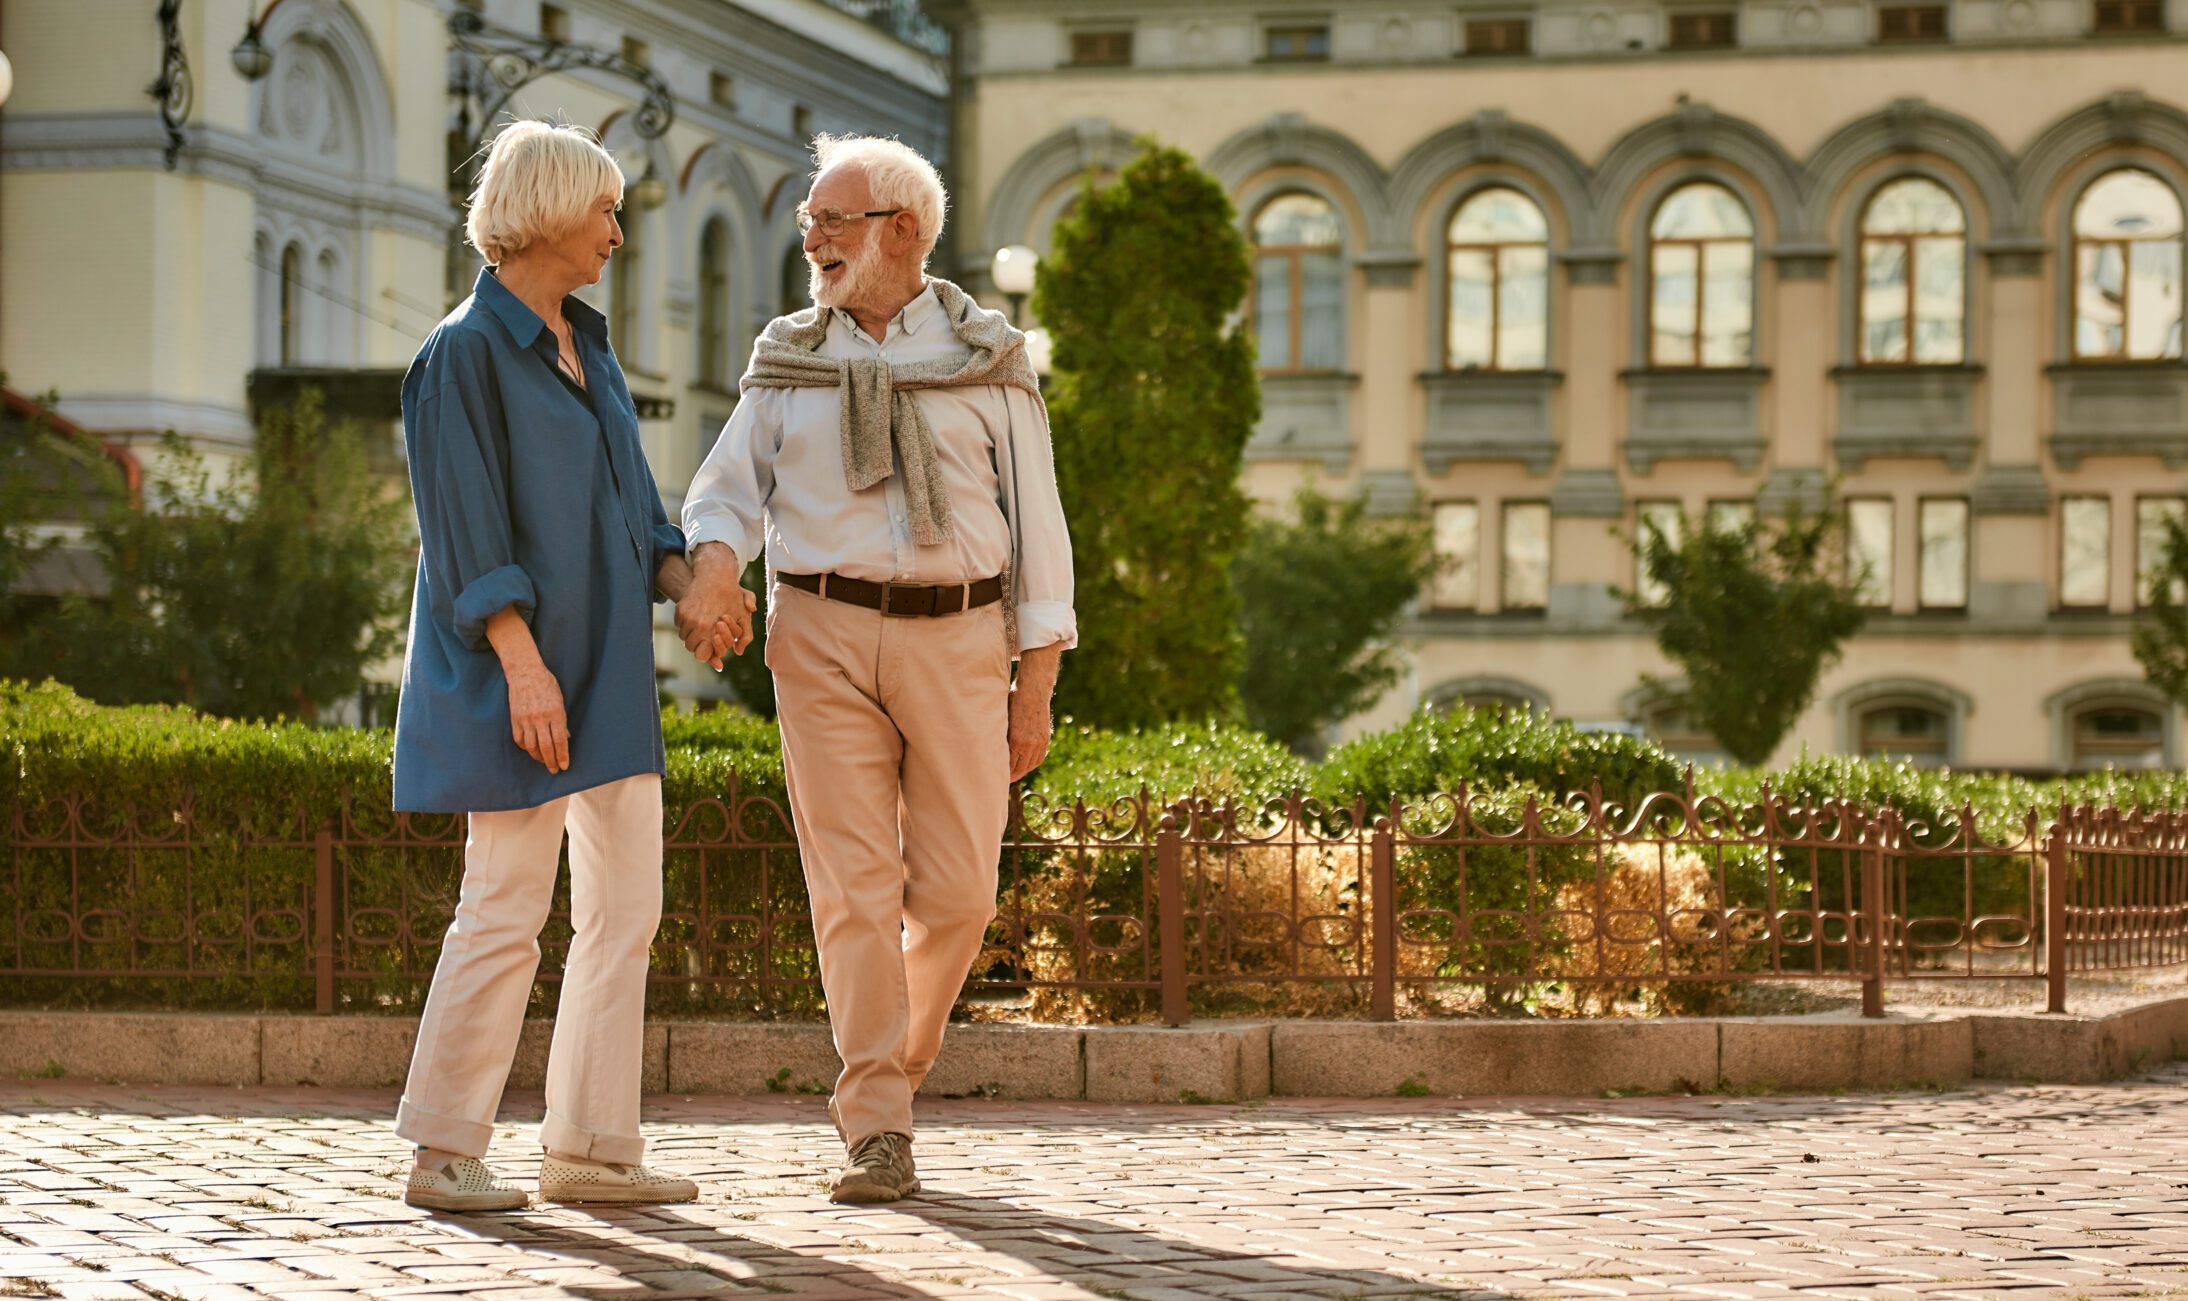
[936,0,2188,771]
[0,0,944,712]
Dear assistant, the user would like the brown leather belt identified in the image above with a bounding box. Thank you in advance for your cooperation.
[779,571,1005,618]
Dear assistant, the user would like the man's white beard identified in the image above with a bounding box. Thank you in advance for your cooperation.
[809,235,885,309]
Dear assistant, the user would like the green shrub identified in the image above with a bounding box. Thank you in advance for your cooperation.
[1313,706,1685,813]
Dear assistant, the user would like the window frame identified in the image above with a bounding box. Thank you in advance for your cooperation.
[697,217,730,389]
[2092,0,2165,33]
[1250,193,1347,377]
[1067,29,1134,67]
[278,242,303,368]
[1916,495,1970,612]
[2058,494,2114,611]
[1429,500,1482,611]
[1845,496,1896,610]
[1855,177,1969,367]
[1443,186,1552,373]
[1857,701,1954,764]
[1876,3,1949,41]
[1646,181,1757,370]
[1463,17,1532,55]
[2136,494,2187,609]
[1263,23,1333,61]
[2069,167,2187,363]
[1499,499,1553,612]
[1666,9,1739,48]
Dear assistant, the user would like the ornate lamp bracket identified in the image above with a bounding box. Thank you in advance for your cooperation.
[148,0,194,170]
[447,9,675,190]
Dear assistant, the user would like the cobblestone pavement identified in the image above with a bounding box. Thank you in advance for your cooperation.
[3,1067,2188,1301]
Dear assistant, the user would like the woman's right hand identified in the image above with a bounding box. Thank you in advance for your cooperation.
[505,661,570,773]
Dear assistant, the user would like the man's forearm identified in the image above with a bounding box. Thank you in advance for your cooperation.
[689,540,741,583]
[1014,642,1063,698]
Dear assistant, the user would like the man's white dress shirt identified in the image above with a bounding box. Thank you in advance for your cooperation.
[683,285,1077,654]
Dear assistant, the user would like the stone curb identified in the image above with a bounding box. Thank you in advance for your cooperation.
[3,1000,2183,1098]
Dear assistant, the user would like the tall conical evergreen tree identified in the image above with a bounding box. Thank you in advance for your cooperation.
[1032,142,1258,729]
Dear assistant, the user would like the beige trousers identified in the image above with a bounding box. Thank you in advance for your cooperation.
[768,582,1012,1145]
[395,773,663,1165]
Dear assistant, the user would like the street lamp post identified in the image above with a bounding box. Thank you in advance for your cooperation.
[989,244,1037,326]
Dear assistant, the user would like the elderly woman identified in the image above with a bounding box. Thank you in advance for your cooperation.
[391,121,740,1211]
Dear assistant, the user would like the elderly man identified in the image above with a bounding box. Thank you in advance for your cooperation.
[678,134,1074,1204]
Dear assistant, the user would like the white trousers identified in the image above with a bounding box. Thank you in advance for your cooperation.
[395,773,663,1165]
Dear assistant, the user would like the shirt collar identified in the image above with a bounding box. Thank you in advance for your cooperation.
[831,281,941,342]
[476,267,608,348]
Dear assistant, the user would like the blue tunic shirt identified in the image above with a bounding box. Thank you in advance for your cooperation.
[392,268,684,813]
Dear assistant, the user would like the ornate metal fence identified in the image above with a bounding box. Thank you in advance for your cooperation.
[6,782,2185,1019]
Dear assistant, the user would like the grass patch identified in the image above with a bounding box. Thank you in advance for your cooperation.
[1393,1076,1432,1098]
[17,1060,64,1081]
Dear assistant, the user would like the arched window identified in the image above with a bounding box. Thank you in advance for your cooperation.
[1251,193,1345,374]
[611,209,642,362]
[2073,169,2185,361]
[2069,704,2167,770]
[781,242,807,317]
[1857,702,1951,766]
[1859,178,1967,365]
[698,218,730,386]
[1446,187,1549,371]
[1648,182,1754,368]
[279,242,303,367]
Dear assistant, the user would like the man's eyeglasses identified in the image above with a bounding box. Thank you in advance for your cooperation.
[795,205,903,237]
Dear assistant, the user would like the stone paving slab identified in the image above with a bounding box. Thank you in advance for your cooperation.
[3,1069,2188,1299]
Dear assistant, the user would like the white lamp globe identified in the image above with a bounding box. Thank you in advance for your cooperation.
[1023,327,1053,376]
[990,244,1038,297]
[0,50,15,109]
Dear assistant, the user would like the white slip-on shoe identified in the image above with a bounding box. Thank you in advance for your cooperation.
[404,1157,529,1212]
[537,1153,698,1204]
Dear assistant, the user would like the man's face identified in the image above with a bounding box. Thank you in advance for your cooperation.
[801,165,896,309]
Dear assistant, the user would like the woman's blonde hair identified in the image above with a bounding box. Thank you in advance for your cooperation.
[464,120,625,265]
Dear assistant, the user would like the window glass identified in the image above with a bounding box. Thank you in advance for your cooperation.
[2072,707,2166,770]
[2073,170,2186,362]
[2137,496,2187,606]
[1860,704,1950,766]
[1918,498,1969,609]
[1446,188,1549,371]
[2060,497,2112,608]
[1635,501,1682,607]
[1501,502,1551,610]
[1650,183,1753,367]
[1848,499,1894,607]
[1431,502,1480,609]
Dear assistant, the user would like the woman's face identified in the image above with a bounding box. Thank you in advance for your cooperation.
[544,193,623,286]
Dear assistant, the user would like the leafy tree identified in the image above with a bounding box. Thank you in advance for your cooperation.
[35,392,411,721]
[1032,142,1258,730]
[1235,489,1439,755]
[1620,502,1867,767]
[0,396,66,677]
[2132,509,2188,707]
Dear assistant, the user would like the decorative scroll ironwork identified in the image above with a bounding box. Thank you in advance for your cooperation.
[445,9,675,193]
[148,0,193,170]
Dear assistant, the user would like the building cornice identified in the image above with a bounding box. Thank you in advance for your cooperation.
[0,113,456,242]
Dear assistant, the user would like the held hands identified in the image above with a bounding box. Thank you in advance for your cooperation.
[675,574,758,671]
[506,660,570,773]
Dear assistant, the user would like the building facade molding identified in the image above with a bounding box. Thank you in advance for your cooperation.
[1831,676,1974,764]
[1800,98,2024,246]
[979,116,1140,256]
[2043,677,2181,771]
[1584,100,1806,249]
[1203,112,1405,257]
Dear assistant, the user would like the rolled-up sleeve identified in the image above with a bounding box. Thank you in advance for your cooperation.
[408,370,534,653]
[683,389,779,565]
[1001,386,1077,654]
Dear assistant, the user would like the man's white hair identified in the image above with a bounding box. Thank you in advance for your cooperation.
[464,120,624,265]
[811,134,948,268]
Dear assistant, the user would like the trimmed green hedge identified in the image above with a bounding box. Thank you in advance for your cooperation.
[8,680,2186,1017]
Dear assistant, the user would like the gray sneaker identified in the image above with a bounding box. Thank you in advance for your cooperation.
[828,1131,920,1204]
